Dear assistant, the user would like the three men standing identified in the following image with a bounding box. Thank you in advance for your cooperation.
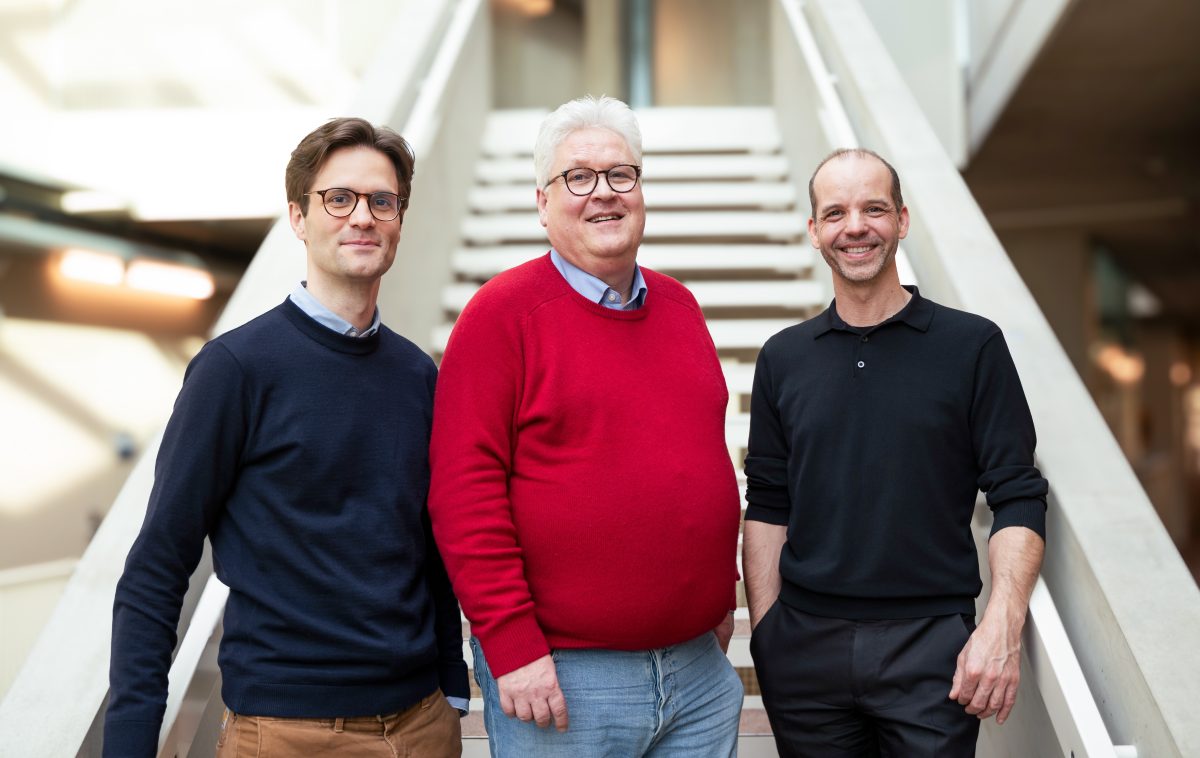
[106,118,468,757]
[429,95,745,756]
[106,104,1045,758]
[744,148,1047,757]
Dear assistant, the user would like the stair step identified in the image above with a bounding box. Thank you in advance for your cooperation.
[462,211,805,244]
[481,107,783,157]
[469,181,798,212]
[726,412,750,449]
[706,318,797,350]
[441,280,822,313]
[453,244,814,278]
[723,362,757,396]
[477,154,790,184]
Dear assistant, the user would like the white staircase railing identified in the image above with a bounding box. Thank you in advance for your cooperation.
[0,2,490,755]
[776,0,1200,755]
[3,1,1195,756]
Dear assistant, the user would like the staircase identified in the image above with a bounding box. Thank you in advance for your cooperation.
[439,106,829,754]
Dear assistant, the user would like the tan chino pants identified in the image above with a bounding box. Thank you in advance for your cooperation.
[215,689,461,757]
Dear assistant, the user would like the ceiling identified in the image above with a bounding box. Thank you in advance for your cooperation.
[963,0,1200,329]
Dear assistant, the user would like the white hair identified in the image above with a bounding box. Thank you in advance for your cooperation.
[533,95,643,188]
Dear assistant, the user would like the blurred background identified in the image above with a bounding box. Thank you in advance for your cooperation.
[0,0,1198,753]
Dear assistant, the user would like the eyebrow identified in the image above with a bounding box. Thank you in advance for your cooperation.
[819,199,893,213]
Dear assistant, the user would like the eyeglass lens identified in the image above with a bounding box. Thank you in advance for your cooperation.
[563,165,640,195]
[320,189,401,220]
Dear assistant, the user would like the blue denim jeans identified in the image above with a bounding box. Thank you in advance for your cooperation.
[471,632,743,757]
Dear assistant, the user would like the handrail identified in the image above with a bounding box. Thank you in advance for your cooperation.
[789,1,1200,755]
[0,2,474,754]
[773,0,1166,754]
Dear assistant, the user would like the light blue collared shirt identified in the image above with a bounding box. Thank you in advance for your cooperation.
[285,281,470,716]
[550,249,647,310]
[288,281,381,338]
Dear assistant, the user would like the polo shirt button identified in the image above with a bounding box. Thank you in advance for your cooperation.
[861,336,869,342]
[857,360,865,368]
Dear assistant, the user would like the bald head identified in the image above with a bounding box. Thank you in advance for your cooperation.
[808,148,903,219]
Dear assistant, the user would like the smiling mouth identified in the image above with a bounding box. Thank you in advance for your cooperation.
[587,214,623,223]
[840,243,878,255]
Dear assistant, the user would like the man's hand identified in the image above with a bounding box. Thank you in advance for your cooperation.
[496,654,569,732]
[949,614,1022,723]
[949,525,1043,725]
[713,612,735,653]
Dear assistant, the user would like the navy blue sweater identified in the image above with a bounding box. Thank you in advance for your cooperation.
[105,300,468,756]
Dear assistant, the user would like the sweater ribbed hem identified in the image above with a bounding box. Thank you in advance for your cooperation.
[222,665,439,718]
[780,582,977,620]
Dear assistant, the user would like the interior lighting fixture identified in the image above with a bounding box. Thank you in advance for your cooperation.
[60,190,129,214]
[1169,361,1193,387]
[1094,343,1146,386]
[497,0,553,17]
[59,249,125,286]
[125,258,215,300]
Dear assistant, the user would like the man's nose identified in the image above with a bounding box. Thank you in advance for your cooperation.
[349,195,377,226]
[844,210,868,234]
[592,173,617,198]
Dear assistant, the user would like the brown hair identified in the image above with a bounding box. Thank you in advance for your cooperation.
[285,117,416,215]
[808,148,903,216]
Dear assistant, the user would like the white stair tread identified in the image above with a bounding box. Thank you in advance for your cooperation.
[477,154,790,184]
[442,280,822,313]
[469,182,797,212]
[482,107,782,157]
[433,317,795,353]
[462,212,805,244]
[705,318,797,350]
[453,244,813,278]
[686,280,824,308]
[723,362,758,395]
[726,412,750,449]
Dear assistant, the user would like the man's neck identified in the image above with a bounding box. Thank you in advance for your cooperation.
[558,251,637,303]
[833,278,911,327]
[304,278,380,331]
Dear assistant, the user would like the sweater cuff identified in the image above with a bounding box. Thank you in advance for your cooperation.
[438,658,471,701]
[744,503,789,526]
[475,612,550,679]
[989,498,1046,541]
[103,719,161,758]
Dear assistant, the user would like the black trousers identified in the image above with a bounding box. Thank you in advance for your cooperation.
[750,600,981,757]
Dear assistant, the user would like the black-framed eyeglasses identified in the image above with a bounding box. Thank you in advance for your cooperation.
[305,188,405,221]
[547,165,642,196]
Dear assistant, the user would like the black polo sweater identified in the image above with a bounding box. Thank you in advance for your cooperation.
[744,286,1047,619]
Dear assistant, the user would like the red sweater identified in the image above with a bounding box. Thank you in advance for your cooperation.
[429,254,741,677]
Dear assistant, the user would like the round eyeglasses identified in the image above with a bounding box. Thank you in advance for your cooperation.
[548,165,642,196]
[305,188,405,221]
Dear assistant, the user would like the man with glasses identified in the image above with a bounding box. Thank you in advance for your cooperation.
[105,118,468,757]
[429,95,744,756]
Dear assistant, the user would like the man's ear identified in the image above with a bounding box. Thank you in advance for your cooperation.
[288,201,307,242]
[536,187,549,228]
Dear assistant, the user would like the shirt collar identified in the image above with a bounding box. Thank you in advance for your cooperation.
[288,281,381,338]
[814,285,933,338]
[550,249,647,310]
